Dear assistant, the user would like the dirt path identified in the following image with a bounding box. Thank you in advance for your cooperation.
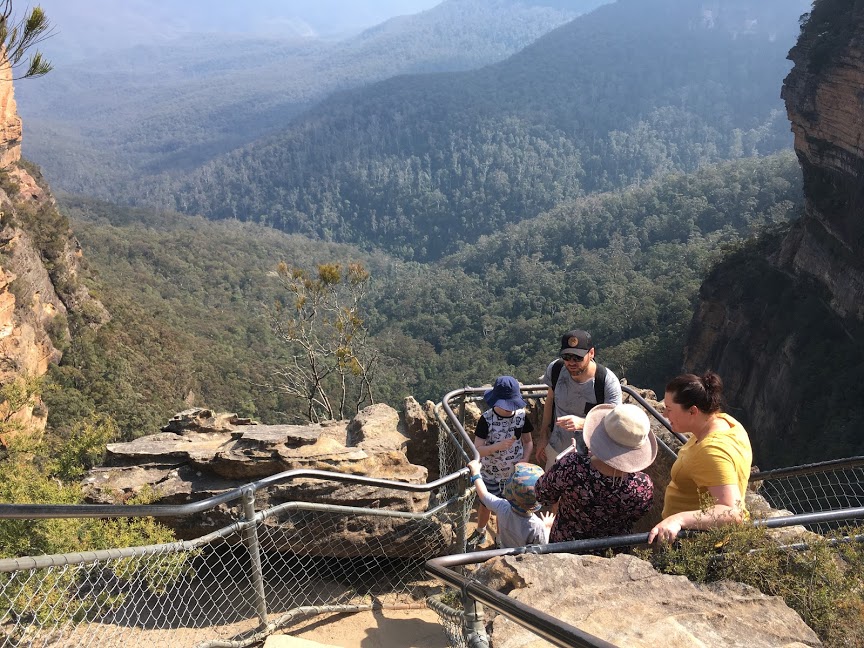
[286,608,450,647]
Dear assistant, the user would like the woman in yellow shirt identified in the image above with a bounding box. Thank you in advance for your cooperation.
[648,371,752,544]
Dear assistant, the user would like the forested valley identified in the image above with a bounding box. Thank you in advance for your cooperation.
[5,0,856,618]
[118,0,808,261]
[18,0,605,194]
[47,152,802,441]
[0,0,813,469]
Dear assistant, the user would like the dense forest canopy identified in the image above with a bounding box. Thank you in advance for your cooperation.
[48,153,802,440]
[17,0,605,194]
[121,0,809,261]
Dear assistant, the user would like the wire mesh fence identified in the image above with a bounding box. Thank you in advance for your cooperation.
[750,458,864,534]
[4,384,863,648]
[0,419,473,647]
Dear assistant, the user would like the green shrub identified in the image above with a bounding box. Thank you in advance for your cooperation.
[0,167,20,196]
[0,446,193,633]
[44,311,69,352]
[50,413,117,481]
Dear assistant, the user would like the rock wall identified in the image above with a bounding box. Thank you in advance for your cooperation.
[0,65,108,435]
[0,56,22,169]
[83,406,450,558]
[683,0,864,467]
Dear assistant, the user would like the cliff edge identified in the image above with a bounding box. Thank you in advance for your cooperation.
[683,0,864,467]
[0,56,108,436]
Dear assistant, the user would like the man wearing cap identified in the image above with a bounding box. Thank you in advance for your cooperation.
[536,329,622,470]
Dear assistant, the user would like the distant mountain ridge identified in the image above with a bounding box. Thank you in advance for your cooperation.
[17,0,606,194]
[135,0,809,260]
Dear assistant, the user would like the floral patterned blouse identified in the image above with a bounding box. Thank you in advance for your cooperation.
[535,451,653,542]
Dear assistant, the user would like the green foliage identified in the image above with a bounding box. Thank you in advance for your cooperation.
[43,197,383,435]
[0,165,19,196]
[21,0,594,195]
[14,200,70,267]
[50,414,117,481]
[45,153,804,435]
[132,0,805,261]
[0,0,52,80]
[0,426,189,633]
[44,312,69,352]
[369,153,804,398]
[794,0,864,76]
[646,524,864,646]
[270,261,378,421]
[0,374,42,448]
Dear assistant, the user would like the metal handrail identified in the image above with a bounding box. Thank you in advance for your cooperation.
[441,382,684,458]
[620,384,688,444]
[440,384,548,465]
[434,381,864,648]
[748,455,864,481]
[0,467,466,520]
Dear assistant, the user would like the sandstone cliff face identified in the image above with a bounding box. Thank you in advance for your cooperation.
[0,65,108,434]
[0,55,21,169]
[684,1,864,467]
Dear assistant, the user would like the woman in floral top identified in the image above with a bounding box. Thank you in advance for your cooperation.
[536,403,655,542]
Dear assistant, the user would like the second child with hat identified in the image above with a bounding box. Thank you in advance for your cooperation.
[467,459,553,548]
[467,376,535,549]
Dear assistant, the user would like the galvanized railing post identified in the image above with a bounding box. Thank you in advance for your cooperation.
[462,587,490,648]
[242,487,269,628]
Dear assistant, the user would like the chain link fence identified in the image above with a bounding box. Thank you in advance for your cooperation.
[750,457,864,534]
[4,385,862,648]
[0,417,474,648]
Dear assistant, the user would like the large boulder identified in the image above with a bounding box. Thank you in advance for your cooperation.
[84,405,444,557]
[475,553,820,647]
[401,396,441,481]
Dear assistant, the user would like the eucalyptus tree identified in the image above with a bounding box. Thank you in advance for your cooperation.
[0,0,52,79]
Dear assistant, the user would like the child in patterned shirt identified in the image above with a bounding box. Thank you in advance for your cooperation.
[468,376,534,548]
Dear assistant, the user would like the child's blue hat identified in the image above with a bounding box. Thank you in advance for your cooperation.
[483,376,527,411]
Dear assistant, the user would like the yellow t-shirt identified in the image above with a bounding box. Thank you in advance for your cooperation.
[662,413,753,518]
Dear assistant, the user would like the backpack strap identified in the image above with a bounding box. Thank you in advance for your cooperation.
[594,363,608,405]
[550,359,564,389]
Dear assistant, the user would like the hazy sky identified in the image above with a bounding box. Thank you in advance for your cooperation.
[26,0,445,59]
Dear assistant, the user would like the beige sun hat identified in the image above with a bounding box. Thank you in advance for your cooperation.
[583,403,657,473]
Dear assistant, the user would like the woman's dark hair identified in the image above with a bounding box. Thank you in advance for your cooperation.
[666,371,724,414]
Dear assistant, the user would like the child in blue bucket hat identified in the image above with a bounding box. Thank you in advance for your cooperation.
[467,376,537,548]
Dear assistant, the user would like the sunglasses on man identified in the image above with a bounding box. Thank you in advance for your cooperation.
[561,353,587,362]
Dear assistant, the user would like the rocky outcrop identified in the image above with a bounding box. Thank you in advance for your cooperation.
[401,396,441,480]
[0,68,108,435]
[475,553,821,647]
[0,57,22,169]
[83,406,448,557]
[779,1,864,320]
[683,1,864,467]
